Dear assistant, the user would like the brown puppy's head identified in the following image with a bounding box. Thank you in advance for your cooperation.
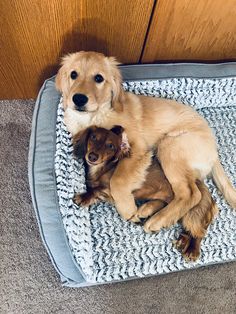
[73,125,130,166]
[55,51,123,112]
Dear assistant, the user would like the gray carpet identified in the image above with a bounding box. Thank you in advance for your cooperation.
[0,99,235,314]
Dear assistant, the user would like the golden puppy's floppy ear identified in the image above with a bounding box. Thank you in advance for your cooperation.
[55,57,67,92]
[73,127,92,159]
[107,57,124,107]
[55,53,77,93]
[55,66,64,92]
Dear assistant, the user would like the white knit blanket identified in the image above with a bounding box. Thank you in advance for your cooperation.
[55,78,236,283]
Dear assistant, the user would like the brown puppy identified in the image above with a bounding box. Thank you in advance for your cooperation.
[56,51,236,232]
[73,125,130,206]
[73,126,218,261]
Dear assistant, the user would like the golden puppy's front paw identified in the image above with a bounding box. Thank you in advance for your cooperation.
[143,210,175,233]
[143,217,163,233]
[130,211,147,224]
[118,205,138,222]
[134,202,160,224]
[143,221,155,234]
[111,190,138,221]
[129,214,142,224]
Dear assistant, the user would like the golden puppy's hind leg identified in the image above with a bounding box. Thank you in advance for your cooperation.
[178,180,218,261]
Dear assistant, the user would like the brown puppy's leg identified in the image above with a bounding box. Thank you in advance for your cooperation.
[133,189,172,204]
[73,187,111,207]
[174,181,218,261]
[132,164,173,222]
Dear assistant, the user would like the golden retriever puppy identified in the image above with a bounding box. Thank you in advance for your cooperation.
[56,51,236,232]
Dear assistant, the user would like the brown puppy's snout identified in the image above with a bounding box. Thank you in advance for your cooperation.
[72,93,88,110]
[88,152,99,163]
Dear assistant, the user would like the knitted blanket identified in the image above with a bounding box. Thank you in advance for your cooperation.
[55,78,236,283]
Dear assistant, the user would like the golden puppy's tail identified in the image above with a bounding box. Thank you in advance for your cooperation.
[212,159,236,208]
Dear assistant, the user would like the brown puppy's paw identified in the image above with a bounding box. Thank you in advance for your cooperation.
[173,233,200,262]
[183,248,200,262]
[73,192,96,207]
[73,194,83,205]
[173,233,191,253]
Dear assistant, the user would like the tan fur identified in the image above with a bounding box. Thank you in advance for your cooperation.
[56,51,236,230]
[73,127,218,261]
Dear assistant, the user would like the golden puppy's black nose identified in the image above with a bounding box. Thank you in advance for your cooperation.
[88,152,98,163]
[72,93,88,109]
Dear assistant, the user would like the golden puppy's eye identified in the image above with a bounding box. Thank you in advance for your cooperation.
[70,71,78,80]
[106,143,115,150]
[94,74,104,83]
[90,134,97,141]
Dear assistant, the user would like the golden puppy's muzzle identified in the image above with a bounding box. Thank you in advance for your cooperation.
[72,93,89,111]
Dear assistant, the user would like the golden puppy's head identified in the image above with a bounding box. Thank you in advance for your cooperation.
[55,51,123,112]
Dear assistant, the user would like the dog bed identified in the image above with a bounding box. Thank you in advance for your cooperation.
[29,63,236,287]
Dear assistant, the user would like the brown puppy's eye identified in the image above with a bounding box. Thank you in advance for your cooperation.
[106,143,115,150]
[70,71,78,80]
[94,74,104,83]
[90,134,97,141]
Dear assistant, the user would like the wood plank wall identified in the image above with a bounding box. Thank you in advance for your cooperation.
[141,0,236,62]
[0,0,154,99]
[0,0,236,99]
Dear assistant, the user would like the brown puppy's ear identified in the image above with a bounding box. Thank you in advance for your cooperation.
[120,130,131,158]
[73,127,91,159]
[107,57,124,109]
[111,127,131,160]
[110,125,124,136]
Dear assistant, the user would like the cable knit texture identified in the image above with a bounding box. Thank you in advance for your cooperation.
[55,78,236,283]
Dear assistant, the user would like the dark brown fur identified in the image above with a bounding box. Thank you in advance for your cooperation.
[73,126,218,261]
[73,125,128,205]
